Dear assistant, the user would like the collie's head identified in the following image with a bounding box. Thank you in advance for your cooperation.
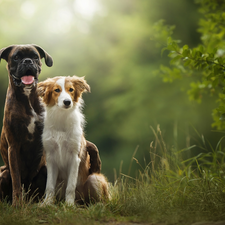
[37,75,90,109]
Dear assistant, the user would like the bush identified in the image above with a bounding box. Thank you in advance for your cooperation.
[154,0,225,130]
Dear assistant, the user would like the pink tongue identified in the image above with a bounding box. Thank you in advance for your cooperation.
[21,76,34,85]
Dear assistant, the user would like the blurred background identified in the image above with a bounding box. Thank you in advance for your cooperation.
[0,0,222,182]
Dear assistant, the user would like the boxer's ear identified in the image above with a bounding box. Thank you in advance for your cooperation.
[32,45,53,67]
[0,45,15,63]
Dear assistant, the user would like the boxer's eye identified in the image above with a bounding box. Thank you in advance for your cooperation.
[69,88,74,92]
[14,55,19,61]
[54,88,60,93]
[33,55,39,60]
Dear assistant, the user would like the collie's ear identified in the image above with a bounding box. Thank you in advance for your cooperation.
[37,81,47,97]
[73,76,91,93]
[37,80,53,105]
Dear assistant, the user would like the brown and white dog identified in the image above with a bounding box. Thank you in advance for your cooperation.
[0,44,53,206]
[38,76,109,205]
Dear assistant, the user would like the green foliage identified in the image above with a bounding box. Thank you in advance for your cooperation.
[156,0,225,129]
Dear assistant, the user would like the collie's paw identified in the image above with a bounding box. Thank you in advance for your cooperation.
[65,198,75,206]
[39,197,54,207]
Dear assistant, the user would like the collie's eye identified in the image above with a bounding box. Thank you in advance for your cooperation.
[69,88,74,92]
[54,88,60,93]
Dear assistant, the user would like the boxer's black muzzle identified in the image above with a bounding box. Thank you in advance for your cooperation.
[10,58,40,88]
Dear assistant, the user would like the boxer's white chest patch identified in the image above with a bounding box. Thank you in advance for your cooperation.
[27,109,37,134]
[28,117,35,134]
[23,87,32,97]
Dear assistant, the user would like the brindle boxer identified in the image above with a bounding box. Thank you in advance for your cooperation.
[0,44,102,206]
[0,44,53,206]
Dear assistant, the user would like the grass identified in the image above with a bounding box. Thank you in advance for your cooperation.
[1,125,225,225]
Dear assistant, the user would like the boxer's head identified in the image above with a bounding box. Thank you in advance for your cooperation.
[0,44,53,88]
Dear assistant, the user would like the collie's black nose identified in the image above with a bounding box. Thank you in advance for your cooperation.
[63,99,71,106]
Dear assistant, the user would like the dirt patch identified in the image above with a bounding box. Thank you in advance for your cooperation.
[191,221,225,225]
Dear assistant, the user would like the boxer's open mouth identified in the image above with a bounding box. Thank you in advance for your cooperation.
[21,75,34,85]
[11,73,36,87]
[21,69,35,85]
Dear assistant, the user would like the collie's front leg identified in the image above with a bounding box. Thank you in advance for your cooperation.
[66,153,81,205]
[43,161,58,205]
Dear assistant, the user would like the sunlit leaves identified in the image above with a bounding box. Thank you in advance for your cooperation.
[156,0,225,129]
[152,20,176,49]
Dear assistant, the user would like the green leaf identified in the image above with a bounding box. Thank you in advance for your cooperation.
[170,55,182,64]
[182,49,190,57]
[207,73,215,80]
[212,48,218,55]
[217,57,224,64]
[172,41,179,51]
[167,37,172,45]
[195,51,202,59]
[214,65,222,75]
[212,78,219,88]
[183,58,192,66]
[161,47,168,57]
[199,45,205,53]
[182,45,189,51]
[219,113,225,121]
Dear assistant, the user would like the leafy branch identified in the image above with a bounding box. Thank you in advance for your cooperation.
[154,0,225,130]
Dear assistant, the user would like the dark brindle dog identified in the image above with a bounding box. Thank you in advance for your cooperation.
[0,44,53,206]
[0,44,102,206]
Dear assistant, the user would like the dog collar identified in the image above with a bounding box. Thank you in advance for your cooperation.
[11,74,23,87]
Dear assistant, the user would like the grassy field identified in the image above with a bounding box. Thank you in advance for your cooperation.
[1,126,225,225]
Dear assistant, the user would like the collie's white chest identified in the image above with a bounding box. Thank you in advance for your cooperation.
[46,132,80,168]
[42,109,83,176]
